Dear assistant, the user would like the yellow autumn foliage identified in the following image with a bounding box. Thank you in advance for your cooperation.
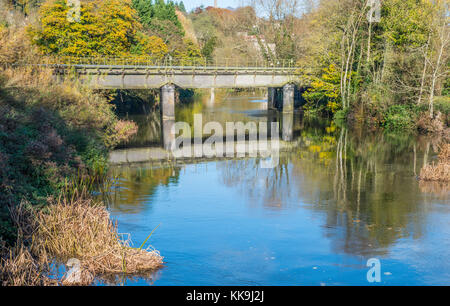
[132,32,168,59]
[28,0,168,58]
[303,64,342,114]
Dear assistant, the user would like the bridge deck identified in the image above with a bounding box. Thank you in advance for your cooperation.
[21,57,302,89]
[40,62,300,73]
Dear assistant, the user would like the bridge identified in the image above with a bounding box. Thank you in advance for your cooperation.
[53,60,300,90]
[33,56,300,109]
[23,56,302,148]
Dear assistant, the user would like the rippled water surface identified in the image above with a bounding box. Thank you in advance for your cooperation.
[106,91,449,285]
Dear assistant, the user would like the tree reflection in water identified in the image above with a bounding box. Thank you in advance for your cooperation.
[109,165,181,214]
[215,123,448,257]
[109,92,448,260]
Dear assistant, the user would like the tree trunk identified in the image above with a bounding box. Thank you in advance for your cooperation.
[418,35,431,105]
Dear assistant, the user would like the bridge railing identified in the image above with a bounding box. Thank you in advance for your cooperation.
[21,56,298,70]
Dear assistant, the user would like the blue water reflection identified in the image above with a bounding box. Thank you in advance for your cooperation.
[106,92,449,285]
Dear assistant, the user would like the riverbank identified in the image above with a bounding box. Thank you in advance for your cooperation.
[420,143,450,182]
[1,190,163,286]
[0,22,163,284]
[0,67,163,286]
[342,97,450,136]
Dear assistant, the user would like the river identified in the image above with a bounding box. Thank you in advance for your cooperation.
[104,90,449,285]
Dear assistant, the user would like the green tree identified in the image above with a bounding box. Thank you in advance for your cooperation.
[132,0,187,53]
[132,0,183,33]
[177,1,186,13]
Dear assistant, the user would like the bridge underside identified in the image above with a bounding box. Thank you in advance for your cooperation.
[75,72,295,89]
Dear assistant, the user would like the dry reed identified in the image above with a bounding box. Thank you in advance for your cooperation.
[0,244,56,286]
[419,180,450,197]
[32,194,163,281]
[419,143,450,182]
[1,193,163,286]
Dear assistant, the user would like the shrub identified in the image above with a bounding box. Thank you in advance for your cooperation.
[383,104,417,132]
[104,119,139,148]
[419,144,450,182]
[303,64,342,116]
[0,25,137,244]
[416,111,445,134]
[333,108,349,125]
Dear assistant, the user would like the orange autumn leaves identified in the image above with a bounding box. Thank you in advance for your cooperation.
[28,0,168,58]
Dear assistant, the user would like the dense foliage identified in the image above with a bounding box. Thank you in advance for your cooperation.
[294,0,449,133]
[28,0,168,58]
[0,9,137,244]
[132,0,182,32]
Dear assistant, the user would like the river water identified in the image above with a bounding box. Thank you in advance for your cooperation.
[106,90,449,285]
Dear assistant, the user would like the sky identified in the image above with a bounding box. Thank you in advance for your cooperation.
[181,1,312,17]
[182,0,246,12]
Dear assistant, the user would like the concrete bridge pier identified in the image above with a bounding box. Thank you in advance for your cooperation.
[281,112,294,141]
[281,84,295,141]
[268,83,295,112]
[267,87,277,110]
[161,119,175,151]
[282,83,295,113]
[160,84,175,120]
[160,84,176,150]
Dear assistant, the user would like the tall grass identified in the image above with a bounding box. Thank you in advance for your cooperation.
[419,143,450,182]
[34,194,163,277]
[1,191,163,286]
[0,244,56,286]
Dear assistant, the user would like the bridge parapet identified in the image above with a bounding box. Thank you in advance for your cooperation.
[22,56,300,90]
[19,56,301,74]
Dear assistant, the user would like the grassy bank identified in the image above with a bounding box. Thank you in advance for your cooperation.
[0,62,136,243]
[1,191,163,286]
[341,96,450,135]
[0,12,163,284]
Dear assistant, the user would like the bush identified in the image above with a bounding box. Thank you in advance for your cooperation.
[383,105,417,132]
[416,111,445,134]
[419,144,450,182]
[333,108,349,125]
[0,27,137,244]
